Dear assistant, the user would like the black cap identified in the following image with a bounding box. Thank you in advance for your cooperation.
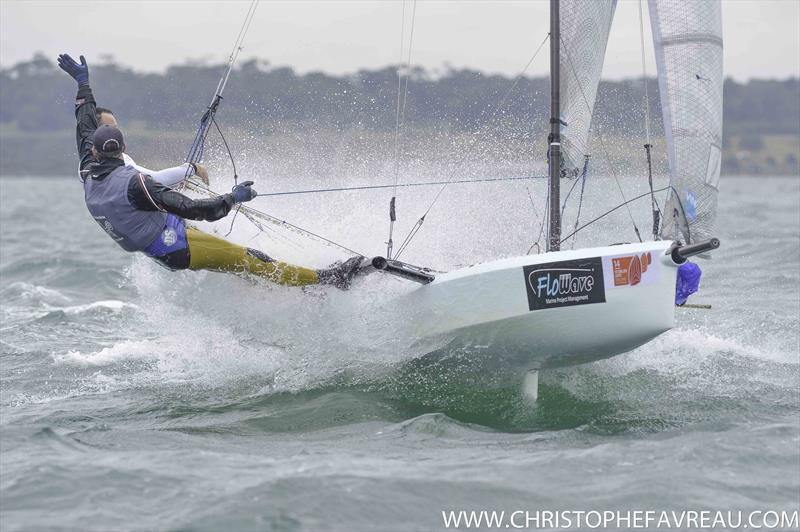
[93,125,125,156]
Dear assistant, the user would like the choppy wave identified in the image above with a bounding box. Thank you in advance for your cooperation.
[3,281,73,305]
[2,176,799,531]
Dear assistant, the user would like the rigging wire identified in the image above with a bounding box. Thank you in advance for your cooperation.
[387,0,418,259]
[527,183,550,255]
[183,0,259,181]
[560,168,583,220]
[563,185,683,240]
[638,0,653,147]
[209,113,244,236]
[180,1,268,239]
[559,33,643,244]
[398,0,418,139]
[570,157,589,249]
[212,115,239,184]
[177,0,355,252]
[393,32,551,260]
[253,175,545,197]
[184,181,365,257]
[638,0,662,239]
[559,155,590,249]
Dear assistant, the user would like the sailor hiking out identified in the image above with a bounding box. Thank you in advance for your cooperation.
[59,53,363,289]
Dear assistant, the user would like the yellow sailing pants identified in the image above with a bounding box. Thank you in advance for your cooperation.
[185,228,319,286]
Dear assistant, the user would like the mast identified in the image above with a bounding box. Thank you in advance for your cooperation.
[547,0,562,252]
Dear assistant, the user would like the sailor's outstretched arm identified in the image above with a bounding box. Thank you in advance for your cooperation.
[58,54,96,180]
[74,84,97,177]
[141,165,193,187]
[127,174,235,222]
[122,153,195,187]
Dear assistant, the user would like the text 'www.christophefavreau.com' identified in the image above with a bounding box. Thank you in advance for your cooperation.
[441,509,800,530]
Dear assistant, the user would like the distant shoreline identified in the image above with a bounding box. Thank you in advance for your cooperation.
[2,55,798,177]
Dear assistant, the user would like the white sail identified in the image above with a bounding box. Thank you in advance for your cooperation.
[649,0,723,244]
[559,0,617,177]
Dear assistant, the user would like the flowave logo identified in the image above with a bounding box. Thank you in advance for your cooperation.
[523,258,605,311]
[531,268,595,298]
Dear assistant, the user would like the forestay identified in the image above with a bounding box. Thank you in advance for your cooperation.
[558,0,617,178]
[649,0,723,244]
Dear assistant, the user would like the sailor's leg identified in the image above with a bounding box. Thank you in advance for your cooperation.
[185,228,319,286]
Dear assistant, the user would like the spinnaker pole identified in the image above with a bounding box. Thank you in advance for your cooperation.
[547,0,562,252]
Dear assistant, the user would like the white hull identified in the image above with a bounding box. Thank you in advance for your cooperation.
[395,241,679,370]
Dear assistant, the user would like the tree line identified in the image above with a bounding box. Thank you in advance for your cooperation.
[3,53,798,136]
[1,53,798,175]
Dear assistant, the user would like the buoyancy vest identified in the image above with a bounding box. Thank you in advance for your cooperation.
[83,165,167,252]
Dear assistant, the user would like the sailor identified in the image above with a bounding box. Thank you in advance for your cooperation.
[92,106,209,188]
[58,53,363,288]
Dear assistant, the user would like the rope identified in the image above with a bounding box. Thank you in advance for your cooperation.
[254,175,545,198]
[393,32,551,259]
[559,185,681,243]
[184,181,365,256]
[559,33,643,243]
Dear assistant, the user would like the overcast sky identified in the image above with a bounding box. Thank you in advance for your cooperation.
[2,0,798,81]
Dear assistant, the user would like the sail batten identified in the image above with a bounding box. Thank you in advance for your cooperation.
[649,0,723,244]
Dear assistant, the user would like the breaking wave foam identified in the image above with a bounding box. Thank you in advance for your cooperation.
[116,256,421,392]
[59,300,139,315]
[53,339,161,368]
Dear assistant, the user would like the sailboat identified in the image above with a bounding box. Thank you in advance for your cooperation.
[366,0,723,395]
[184,0,724,398]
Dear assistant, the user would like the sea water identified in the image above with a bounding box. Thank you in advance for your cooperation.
[1,175,798,531]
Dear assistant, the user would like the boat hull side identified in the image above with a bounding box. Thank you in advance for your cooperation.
[398,241,679,370]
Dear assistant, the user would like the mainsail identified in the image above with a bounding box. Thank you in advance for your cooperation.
[558,0,617,178]
[649,0,723,244]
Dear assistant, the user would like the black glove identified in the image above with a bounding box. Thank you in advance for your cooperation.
[57,54,89,85]
[231,181,257,203]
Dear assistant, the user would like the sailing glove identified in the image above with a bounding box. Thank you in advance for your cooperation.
[57,54,89,86]
[231,181,257,203]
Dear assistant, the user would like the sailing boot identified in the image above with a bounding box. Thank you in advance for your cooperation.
[317,255,369,290]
